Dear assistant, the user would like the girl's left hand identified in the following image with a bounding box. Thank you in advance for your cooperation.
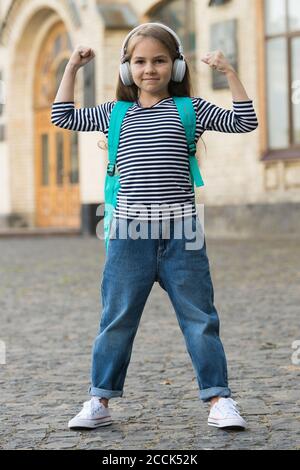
[201,50,235,75]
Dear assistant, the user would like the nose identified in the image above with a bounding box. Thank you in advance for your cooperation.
[144,62,156,73]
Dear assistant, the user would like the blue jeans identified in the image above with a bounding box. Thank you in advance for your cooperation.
[89,214,231,402]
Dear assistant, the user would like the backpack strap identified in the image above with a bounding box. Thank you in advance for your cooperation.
[173,96,204,188]
[104,101,133,251]
[107,101,133,176]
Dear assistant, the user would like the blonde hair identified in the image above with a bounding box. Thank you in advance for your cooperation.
[98,23,206,155]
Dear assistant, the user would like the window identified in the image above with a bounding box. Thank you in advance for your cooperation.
[56,59,70,95]
[41,134,49,186]
[70,132,79,184]
[56,133,64,186]
[264,0,300,152]
[83,58,96,108]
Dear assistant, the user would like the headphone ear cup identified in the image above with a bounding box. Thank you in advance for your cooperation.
[172,58,186,82]
[120,61,133,86]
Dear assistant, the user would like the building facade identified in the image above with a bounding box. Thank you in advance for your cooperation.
[0,0,299,236]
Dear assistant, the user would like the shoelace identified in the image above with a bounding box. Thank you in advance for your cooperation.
[79,398,103,418]
[213,398,240,417]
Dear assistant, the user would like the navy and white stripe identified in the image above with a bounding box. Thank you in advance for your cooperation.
[51,97,258,221]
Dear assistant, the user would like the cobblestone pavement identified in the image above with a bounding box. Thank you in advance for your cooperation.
[0,234,299,450]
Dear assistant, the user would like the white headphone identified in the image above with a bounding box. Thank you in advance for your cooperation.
[119,22,187,86]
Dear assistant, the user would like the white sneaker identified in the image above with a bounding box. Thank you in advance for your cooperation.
[68,397,113,430]
[208,397,247,429]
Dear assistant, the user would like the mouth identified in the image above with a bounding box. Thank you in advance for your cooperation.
[143,78,159,81]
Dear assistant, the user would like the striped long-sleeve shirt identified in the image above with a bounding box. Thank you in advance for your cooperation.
[51,96,258,221]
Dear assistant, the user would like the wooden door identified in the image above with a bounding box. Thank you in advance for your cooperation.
[34,22,80,228]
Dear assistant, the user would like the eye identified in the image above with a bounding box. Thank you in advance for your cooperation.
[134,59,165,64]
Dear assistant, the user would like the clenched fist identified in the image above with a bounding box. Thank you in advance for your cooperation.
[68,45,96,70]
[201,50,235,75]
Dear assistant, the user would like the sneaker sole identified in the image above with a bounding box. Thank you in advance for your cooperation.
[68,417,113,430]
[208,418,246,429]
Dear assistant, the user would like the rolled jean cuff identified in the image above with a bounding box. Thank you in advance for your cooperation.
[199,386,231,403]
[88,386,123,399]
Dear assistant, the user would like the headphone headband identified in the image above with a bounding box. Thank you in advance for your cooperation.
[120,22,185,63]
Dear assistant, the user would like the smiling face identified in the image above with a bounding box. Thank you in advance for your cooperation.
[129,37,173,100]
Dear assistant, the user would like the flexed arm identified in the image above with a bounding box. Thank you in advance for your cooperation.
[201,50,251,102]
[197,50,258,133]
[51,46,114,132]
[54,45,95,103]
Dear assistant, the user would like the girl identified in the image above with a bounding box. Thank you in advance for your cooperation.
[51,22,258,431]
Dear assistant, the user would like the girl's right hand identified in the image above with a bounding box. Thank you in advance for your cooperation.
[68,45,96,69]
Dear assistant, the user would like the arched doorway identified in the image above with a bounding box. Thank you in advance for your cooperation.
[34,22,80,227]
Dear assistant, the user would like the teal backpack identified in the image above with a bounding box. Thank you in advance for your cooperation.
[103,96,204,253]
